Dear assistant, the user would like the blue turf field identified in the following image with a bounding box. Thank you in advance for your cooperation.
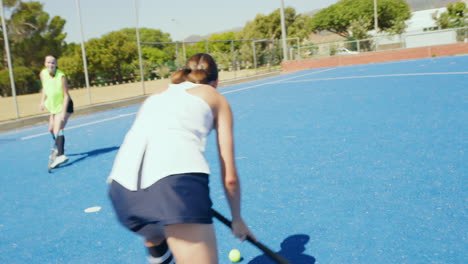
[1,56,467,264]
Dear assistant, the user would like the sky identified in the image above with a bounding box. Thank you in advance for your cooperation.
[22,0,340,43]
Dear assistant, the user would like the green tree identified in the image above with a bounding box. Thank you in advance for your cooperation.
[8,1,66,69]
[185,40,208,57]
[236,7,310,66]
[120,27,175,79]
[288,13,311,40]
[207,32,238,53]
[0,0,20,70]
[205,32,239,70]
[0,1,66,95]
[120,27,173,63]
[58,44,85,88]
[239,7,305,40]
[348,16,372,39]
[310,0,411,38]
[1,0,18,6]
[0,66,38,96]
[85,31,137,83]
[433,2,467,29]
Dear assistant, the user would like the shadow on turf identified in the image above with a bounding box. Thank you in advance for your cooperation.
[60,146,120,167]
[248,234,315,264]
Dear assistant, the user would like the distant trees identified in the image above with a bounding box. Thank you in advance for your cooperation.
[86,32,137,83]
[1,0,429,96]
[0,1,66,96]
[238,7,310,41]
[234,7,310,67]
[433,1,467,29]
[60,28,175,86]
[309,0,411,39]
[203,31,240,70]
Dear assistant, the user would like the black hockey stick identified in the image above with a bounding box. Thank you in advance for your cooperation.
[211,209,291,264]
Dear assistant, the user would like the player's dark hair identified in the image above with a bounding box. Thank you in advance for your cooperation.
[171,53,218,85]
[45,54,58,60]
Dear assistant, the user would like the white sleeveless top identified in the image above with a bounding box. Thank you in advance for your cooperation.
[108,82,214,190]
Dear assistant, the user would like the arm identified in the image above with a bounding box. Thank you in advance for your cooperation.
[215,95,255,241]
[39,72,46,111]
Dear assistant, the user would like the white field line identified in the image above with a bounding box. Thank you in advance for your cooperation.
[20,113,136,140]
[21,68,460,141]
[221,68,337,95]
[20,68,337,140]
[279,71,468,84]
[219,72,279,84]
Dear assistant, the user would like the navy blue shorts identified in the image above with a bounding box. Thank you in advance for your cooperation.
[108,173,213,238]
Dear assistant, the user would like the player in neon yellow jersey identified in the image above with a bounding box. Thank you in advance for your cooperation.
[39,55,74,169]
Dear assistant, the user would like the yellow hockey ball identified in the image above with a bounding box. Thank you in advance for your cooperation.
[229,249,241,262]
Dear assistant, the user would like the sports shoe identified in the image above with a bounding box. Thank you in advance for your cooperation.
[50,155,68,169]
[49,148,58,159]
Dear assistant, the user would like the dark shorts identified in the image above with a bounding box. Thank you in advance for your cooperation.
[108,173,213,239]
[66,99,74,114]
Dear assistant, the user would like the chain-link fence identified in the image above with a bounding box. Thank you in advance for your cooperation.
[299,26,468,59]
[1,26,466,122]
[141,37,303,78]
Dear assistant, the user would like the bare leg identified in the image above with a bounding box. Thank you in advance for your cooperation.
[48,115,54,136]
[62,112,71,128]
[52,112,71,135]
[165,223,218,264]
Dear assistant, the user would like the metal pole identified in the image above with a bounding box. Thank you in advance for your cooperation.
[252,41,257,73]
[374,0,378,32]
[0,0,19,118]
[75,0,92,104]
[296,37,300,59]
[373,0,379,51]
[268,40,271,71]
[134,0,145,94]
[182,41,186,62]
[175,42,179,68]
[280,0,288,61]
[231,40,234,71]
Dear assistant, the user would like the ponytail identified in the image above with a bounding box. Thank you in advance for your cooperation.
[170,53,218,85]
[170,68,191,84]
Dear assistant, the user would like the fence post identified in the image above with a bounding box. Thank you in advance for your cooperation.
[231,40,234,71]
[1,0,19,118]
[175,42,179,68]
[133,0,145,95]
[252,41,257,73]
[296,37,301,59]
[76,0,92,104]
[182,42,186,63]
